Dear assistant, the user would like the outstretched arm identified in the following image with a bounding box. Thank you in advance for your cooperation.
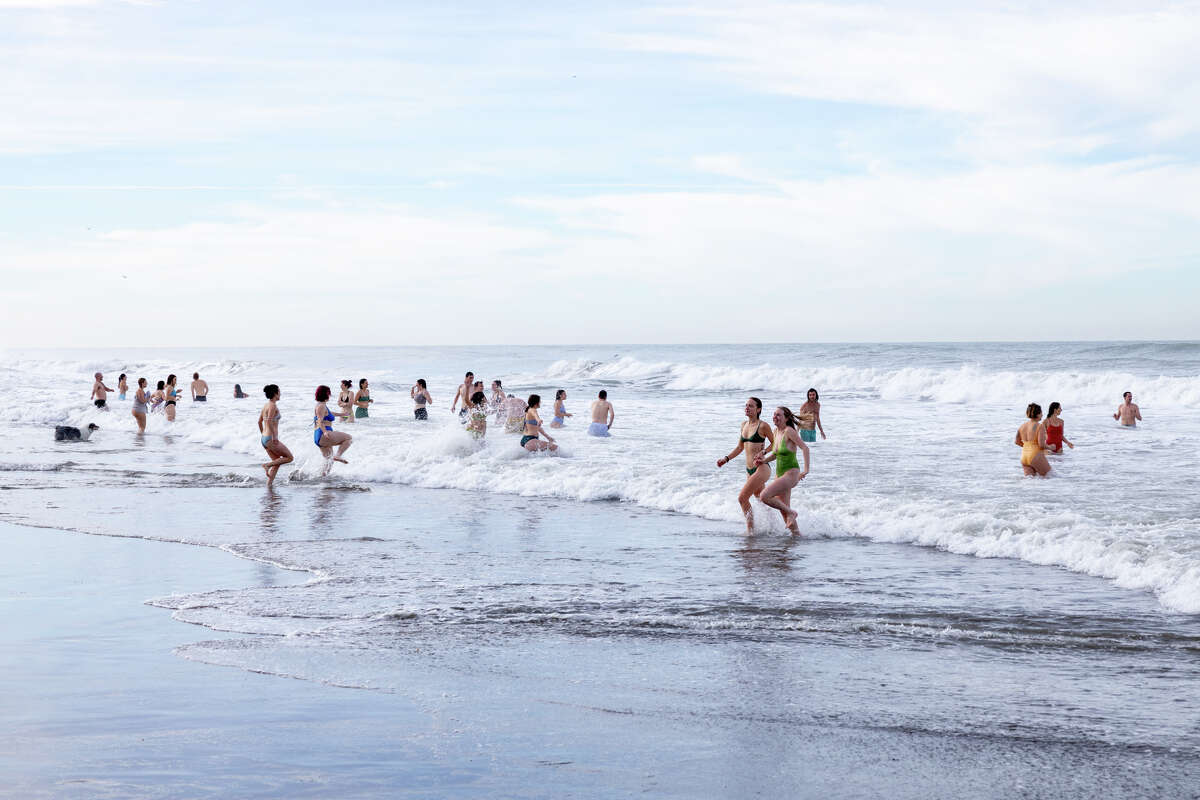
[718,438,745,468]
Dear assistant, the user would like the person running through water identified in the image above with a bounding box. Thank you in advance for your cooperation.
[258,384,293,484]
[716,397,776,533]
[1044,401,1074,454]
[521,394,558,452]
[313,385,353,475]
[1015,402,1051,477]
[754,406,811,534]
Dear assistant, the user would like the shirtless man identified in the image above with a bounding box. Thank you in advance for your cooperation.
[191,372,209,401]
[587,390,615,437]
[1114,391,1142,427]
[91,372,114,409]
[450,371,474,418]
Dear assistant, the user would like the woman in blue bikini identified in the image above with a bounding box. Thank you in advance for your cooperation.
[521,394,558,452]
[716,397,776,533]
[549,389,572,428]
[313,385,353,474]
[258,384,293,484]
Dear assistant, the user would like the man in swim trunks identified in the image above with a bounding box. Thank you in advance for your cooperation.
[191,372,209,401]
[91,372,114,409]
[588,390,615,436]
[450,371,474,418]
[1114,391,1142,427]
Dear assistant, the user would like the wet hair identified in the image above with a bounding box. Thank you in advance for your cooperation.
[807,387,819,401]
[1047,401,1062,417]
[137,377,147,387]
[341,379,352,389]
[555,389,566,400]
[359,378,368,388]
[315,385,332,402]
[473,381,483,389]
[263,384,279,400]
[193,372,199,380]
[94,372,102,379]
[777,406,799,429]
[598,390,607,399]
[465,371,474,379]
[527,393,541,408]
[156,380,165,390]
[166,374,176,386]
[470,391,487,406]
[1123,391,1132,399]
[1026,402,1042,419]
[748,396,762,412]
[492,380,502,388]
[417,378,427,388]
[118,373,126,382]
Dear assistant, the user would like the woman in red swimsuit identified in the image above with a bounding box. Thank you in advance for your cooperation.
[1044,402,1074,454]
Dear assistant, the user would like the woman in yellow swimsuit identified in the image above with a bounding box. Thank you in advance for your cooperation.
[716,397,775,533]
[1015,403,1051,477]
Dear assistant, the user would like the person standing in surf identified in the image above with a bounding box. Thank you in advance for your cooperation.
[550,389,572,428]
[797,388,826,442]
[337,379,355,423]
[588,390,615,436]
[91,372,114,409]
[1114,392,1142,427]
[754,406,811,534]
[411,379,432,420]
[164,374,180,422]
[191,372,208,402]
[258,384,293,484]
[716,397,776,533]
[131,378,149,432]
[1015,403,1051,477]
[117,373,128,401]
[313,385,353,474]
[354,378,372,419]
[1044,402,1074,454]
[450,371,474,418]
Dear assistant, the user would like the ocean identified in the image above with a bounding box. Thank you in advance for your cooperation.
[2,341,1199,794]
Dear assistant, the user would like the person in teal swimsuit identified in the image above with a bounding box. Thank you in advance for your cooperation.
[716,397,775,533]
[355,378,372,419]
[754,406,811,534]
[258,383,293,484]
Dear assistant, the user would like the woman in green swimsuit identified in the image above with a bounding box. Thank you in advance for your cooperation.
[754,406,811,534]
[355,378,372,419]
[716,397,775,533]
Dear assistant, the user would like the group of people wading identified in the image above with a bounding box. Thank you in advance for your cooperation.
[1015,391,1143,477]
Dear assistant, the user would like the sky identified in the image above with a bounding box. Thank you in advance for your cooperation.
[1,0,1198,346]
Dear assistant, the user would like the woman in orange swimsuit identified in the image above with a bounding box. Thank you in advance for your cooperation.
[1015,403,1051,477]
[1044,402,1074,454]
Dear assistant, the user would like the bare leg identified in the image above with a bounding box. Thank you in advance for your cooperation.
[262,442,293,484]
[1032,453,1052,477]
[132,411,146,433]
[738,468,770,533]
[759,473,800,530]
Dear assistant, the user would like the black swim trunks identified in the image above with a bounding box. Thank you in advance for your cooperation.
[94,399,106,408]
[194,396,207,402]
[414,408,428,420]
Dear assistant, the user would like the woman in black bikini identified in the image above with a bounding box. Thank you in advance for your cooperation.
[521,394,558,452]
[716,397,775,533]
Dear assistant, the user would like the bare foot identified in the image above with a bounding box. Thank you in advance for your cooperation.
[333,457,349,464]
[262,464,272,476]
[784,510,799,533]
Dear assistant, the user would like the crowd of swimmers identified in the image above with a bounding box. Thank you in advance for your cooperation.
[1016,391,1143,477]
[86,369,1147,530]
